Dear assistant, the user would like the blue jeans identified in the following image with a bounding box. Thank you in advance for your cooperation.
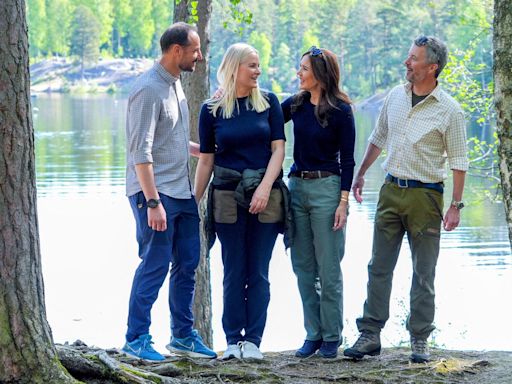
[215,202,281,347]
[289,175,345,342]
[126,192,200,341]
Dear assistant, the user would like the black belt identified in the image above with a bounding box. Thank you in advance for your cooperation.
[386,174,443,193]
[290,170,336,180]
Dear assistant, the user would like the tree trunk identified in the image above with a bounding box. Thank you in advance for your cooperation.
[0,1,75,383]
[494,0,512,246]
[173,0,214,348]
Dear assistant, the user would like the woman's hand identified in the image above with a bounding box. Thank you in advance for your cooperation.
[249,182,272,214]
[333,201,348,231]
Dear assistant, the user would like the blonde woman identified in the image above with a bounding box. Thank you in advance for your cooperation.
[194,43,286,360]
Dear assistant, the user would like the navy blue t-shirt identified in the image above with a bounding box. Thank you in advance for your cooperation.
[281,94,356,191]
[199,92,285,173]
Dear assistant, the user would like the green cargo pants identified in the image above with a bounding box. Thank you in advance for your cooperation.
[289,175,345,343]
[356,181,443,339]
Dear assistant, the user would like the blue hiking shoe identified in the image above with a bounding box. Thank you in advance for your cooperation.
[166,329,217,359]
[121,334,165,361]
[295,339,323,358]
[318,340,340,358]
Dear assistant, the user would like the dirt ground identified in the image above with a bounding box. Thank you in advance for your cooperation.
[60,342,512,384]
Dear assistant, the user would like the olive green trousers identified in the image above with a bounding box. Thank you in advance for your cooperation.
[356,181,444,339]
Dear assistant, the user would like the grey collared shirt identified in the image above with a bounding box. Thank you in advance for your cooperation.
[125,62,192,199]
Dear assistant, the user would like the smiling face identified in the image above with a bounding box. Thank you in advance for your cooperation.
[404,44,437,85]
[178,32,202,72]
[297,55,321,93]
[235,52,261,96]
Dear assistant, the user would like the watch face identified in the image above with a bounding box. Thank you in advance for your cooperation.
[147,199,160,208]
[452,201,464,209]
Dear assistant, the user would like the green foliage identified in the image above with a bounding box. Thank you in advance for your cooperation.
[70,5,101,67]
[440,36,498,196]
[223,0,253,35]
[27,0,46,56]
[125,0,156,57]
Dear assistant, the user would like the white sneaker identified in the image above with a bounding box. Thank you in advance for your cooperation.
[222,343,241,360]
[241,341,263,360]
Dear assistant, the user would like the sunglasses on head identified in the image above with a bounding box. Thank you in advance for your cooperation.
[416,36,429,46]
[309,46,323,56]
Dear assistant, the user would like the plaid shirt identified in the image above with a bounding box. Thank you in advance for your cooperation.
[369,82,468,183]
[125,62,192,198]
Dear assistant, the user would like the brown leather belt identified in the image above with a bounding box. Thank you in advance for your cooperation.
[290,170,335,179]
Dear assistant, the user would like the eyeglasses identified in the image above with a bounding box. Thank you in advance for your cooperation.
[309,46,323,57]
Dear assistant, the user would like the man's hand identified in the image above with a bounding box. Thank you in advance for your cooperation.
[148,204,167,231]
[352,174,365,203]
[443,206,460,231]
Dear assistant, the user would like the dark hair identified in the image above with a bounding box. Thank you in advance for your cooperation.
[160,22,197,53]
[291,47,352,127]
[413,35,448,78]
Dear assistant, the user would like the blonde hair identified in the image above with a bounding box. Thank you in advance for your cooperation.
[208,43,270,119]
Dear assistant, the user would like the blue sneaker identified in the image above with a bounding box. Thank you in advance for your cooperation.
[295,339,322,358]
[121,334,165,361]
[318,340,340,358]
[166,329,217,359]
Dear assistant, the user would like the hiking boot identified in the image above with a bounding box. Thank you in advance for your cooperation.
[166,329,217,359]
[295,339,323,358]
[121,334,165,361]
[222,343,242,360]
[343,331,381,359]
[241,341,263,360]
[318,340,340,358]
[410,336,430,363]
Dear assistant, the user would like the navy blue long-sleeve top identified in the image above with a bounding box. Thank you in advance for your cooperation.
[199,92,285,173]
[281,94,356,191]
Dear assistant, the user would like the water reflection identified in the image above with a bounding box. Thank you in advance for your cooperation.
[34,94,512,352]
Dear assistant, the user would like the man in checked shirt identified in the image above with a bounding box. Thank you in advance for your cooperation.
[344,35,468,363]
[122,22,216,361]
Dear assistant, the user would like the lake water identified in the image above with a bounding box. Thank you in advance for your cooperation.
[33,93,512,354]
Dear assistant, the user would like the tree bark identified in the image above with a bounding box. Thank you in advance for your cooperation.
[173,0,214,347]
[494,0,512,246]
[0,1,75,383]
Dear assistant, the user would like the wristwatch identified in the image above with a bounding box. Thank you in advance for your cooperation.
[147,198,161,208]
[451,200,464,210]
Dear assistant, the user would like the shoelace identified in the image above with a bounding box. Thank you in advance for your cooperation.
[142,337,157,353]
[411,338,428,353]
[354,332,377,348]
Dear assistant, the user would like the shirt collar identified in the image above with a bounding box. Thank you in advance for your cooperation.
[404,81,442,102]
[154,62,179,85]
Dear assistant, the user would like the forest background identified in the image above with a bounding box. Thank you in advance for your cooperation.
[26,0,498,188]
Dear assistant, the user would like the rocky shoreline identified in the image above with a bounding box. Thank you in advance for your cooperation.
[30,58,153,94]
[56,340,512,383]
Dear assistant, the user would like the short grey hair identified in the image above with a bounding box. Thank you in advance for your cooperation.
[414,35,448,78]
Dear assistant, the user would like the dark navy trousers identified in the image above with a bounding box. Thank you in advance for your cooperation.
[126,192,200,341]
[216,205,280,347]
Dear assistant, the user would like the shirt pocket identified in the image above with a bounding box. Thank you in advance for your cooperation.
[407,113,444,145]
[160,102,178,129]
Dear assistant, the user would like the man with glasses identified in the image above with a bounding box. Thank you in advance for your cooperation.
[122,22,216,361]
[344,35,468,363]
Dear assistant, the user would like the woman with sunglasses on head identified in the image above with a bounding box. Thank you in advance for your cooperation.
[194,43,286,361]
[282,46,356,358]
